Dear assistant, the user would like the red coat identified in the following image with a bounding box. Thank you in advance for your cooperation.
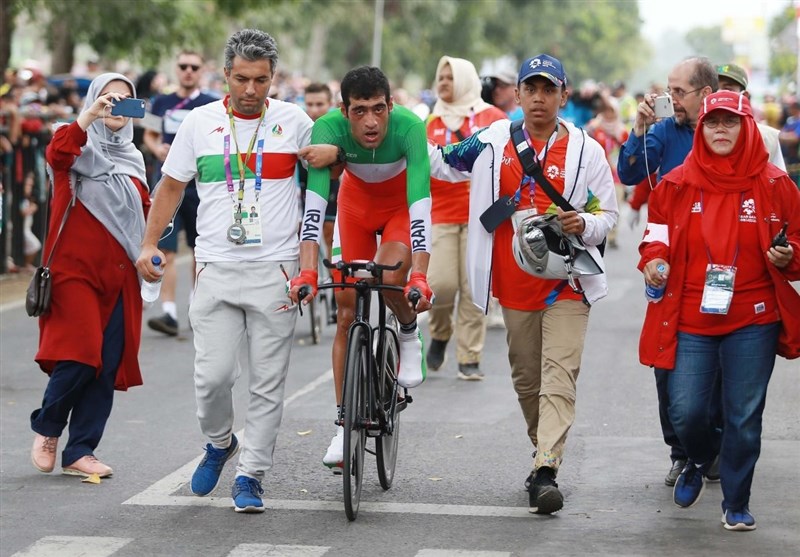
[36,121,150,390]
[638,164,800,368]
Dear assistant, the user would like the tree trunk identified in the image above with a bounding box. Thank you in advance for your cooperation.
[49,18,74,74]
[0,0,14,77]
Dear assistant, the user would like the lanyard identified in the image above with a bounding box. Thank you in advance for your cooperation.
[444,111,476,145]
[166,89,200,117]
[513,123,559,206]
[699,190,743,266]
[224,105,266,206]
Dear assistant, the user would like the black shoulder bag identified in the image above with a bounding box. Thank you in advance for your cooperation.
[25,180,75,317]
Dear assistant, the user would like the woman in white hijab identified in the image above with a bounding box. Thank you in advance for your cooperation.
[30,73,150,479]
[425,56,507,380]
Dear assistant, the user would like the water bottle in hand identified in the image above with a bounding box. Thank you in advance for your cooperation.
[141,255,164,303]
[645,263,667,303]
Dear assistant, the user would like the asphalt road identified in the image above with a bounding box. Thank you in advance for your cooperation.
[1,225,798,557]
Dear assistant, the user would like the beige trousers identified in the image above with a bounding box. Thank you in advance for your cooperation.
[427,223,486,364]
[503,300,589,471]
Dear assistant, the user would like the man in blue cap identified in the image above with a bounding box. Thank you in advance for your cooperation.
[428,54,618,514]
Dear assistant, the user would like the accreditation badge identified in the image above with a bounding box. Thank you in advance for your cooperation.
[241,204,263,246]
[700,264,736,315]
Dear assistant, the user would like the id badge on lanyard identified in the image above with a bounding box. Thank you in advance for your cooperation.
[700,264,736,314]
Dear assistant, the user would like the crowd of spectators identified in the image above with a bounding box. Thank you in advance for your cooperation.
[2,60,799,275]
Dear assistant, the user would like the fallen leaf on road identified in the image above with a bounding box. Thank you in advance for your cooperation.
[428,477,442,481]
[454,435,463,439]
[297,430,312,436]
[81,474,101,484]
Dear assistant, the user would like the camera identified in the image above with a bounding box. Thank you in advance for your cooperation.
[653,95,674,119]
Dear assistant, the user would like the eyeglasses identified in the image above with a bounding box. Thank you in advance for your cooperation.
[666,87,703,100]
[178,64,201,72]
[703,115,741,129]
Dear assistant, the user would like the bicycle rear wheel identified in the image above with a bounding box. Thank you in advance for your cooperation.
[376,318,401,490]
[343,327,368,520]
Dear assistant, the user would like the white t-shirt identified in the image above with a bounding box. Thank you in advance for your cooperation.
[162,98,313,262]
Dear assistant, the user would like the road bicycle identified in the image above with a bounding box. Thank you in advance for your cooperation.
[300,259,418,520]
[305,243,335,345]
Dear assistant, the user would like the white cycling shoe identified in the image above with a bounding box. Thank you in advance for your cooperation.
[397,327,426,388]
[322,426,344,472]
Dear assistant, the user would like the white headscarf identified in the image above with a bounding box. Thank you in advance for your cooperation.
[68,72,148,264]
[431,56,494,132]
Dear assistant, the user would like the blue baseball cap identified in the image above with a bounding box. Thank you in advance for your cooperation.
[518,54,567,88]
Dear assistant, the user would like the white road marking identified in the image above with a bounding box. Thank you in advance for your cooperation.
[227,544,329,557]
[123,369,332,507]
[123,366,533,518]
[417,551,511,557]
[12,536,132,557]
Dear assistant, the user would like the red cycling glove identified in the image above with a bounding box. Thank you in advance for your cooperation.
[290,269,319,301]
[404,271,434,305]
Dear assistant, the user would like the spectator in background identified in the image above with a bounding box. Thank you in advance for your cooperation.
[143,51,216,337]
[30,73,150,479]
[20,171,41,271]
[425,55,506,380]
[481,65,522,120]
[586,96,628,248]
[779,100,799,185]
[297,82,338,260]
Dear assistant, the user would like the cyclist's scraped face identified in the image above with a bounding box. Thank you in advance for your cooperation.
[344,95,393,149]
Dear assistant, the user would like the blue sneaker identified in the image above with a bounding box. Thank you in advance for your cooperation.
[191,434,239,496]
[722,508,756,531]
[673,462,706,508]
[232,476,264,513]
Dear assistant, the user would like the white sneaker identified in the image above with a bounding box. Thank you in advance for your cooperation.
[397,327,426,388]
[322,426,344,470]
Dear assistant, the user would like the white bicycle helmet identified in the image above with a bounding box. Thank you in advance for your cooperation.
[512,213,602,280]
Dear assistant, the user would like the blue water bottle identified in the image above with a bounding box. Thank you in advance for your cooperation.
[645,263,667,303]
[140,255,164,303]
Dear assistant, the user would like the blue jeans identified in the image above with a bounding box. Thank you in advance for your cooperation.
[30,296,124,466]
[667,323,779,512]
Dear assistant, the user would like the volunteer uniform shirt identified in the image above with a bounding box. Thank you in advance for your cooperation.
[163,97,313,262]
[495,134,588,310]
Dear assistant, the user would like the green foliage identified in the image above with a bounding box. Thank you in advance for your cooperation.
[10,0,647,89]
[767,3,798,87]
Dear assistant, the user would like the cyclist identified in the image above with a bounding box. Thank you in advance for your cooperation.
[290,66,433,471]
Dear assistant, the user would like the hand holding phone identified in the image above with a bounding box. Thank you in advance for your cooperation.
[771,222,789,248]
[110,98,146,118]
[653,95,674,119]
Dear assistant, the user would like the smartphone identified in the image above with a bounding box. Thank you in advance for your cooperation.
[110,98,146,118]
[653,95,674,119]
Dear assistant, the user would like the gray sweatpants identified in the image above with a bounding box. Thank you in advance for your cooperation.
[189,260,298,480]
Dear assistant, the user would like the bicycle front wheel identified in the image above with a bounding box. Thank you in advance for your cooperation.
[376,321,401,490]
[342,326,368,521]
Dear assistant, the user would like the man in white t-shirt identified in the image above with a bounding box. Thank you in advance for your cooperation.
[136,28,313,514]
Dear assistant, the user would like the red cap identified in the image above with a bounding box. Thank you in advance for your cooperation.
[700,91,752,119]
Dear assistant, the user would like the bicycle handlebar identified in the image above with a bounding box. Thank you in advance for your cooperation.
[322,258,403,279]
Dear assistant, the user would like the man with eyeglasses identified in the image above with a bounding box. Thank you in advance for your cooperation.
[143,51,216,336]
[618,56,718,187]
[617,56,720,490]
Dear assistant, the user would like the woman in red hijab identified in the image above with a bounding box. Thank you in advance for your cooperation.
[638,91,800,531]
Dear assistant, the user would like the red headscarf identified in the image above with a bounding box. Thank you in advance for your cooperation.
[681,91,769,193]
[679,92,769,261]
